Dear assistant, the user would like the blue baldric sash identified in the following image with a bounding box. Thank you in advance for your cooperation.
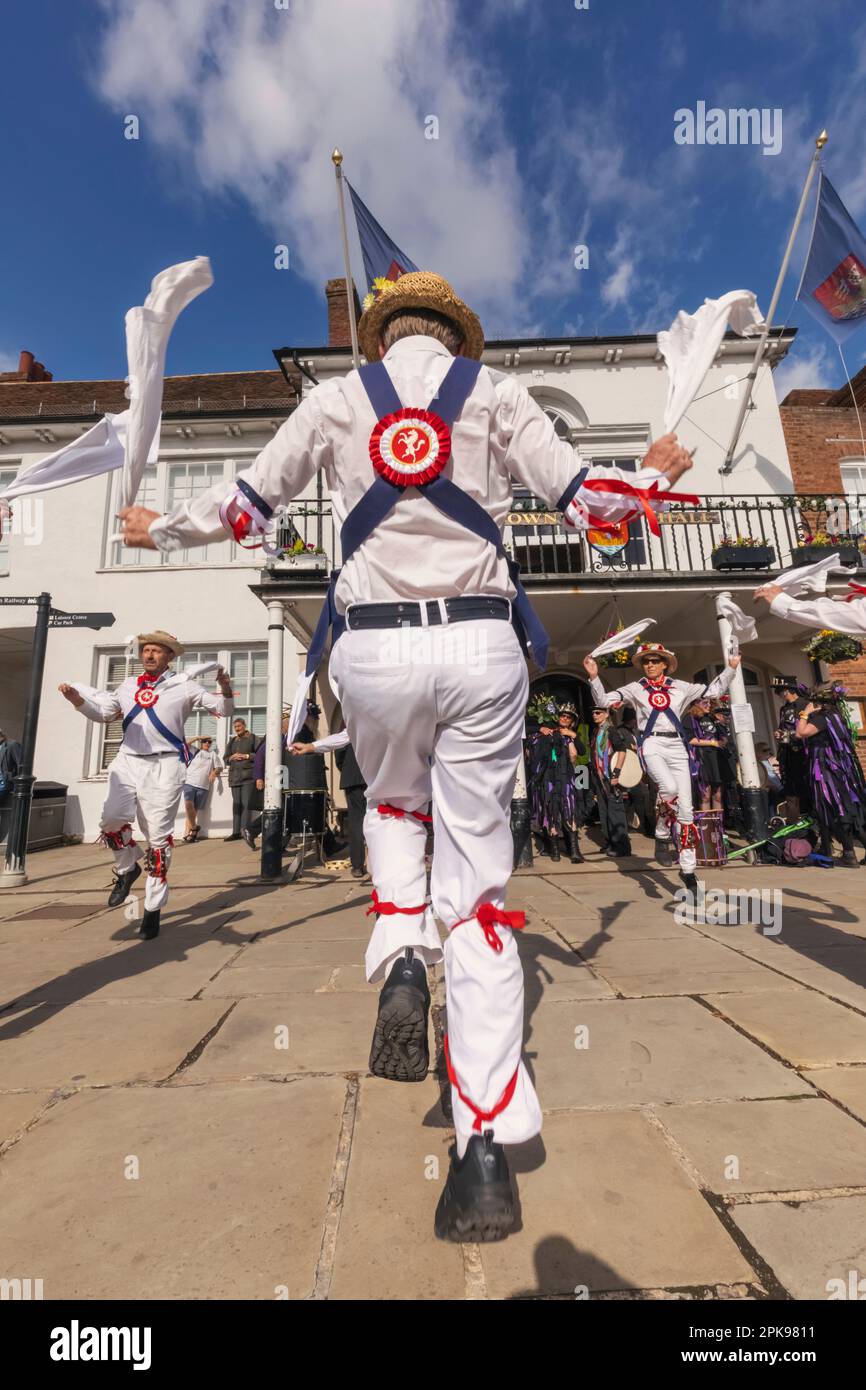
[122,677,192,764]
[303,356,562,677]
[638,677,690,746]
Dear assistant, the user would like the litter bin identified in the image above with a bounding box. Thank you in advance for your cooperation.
[3,782,69,852]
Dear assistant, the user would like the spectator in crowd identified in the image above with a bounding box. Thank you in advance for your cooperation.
[795,683,866,865]
[588,707,632,857]
[527,700,584,863]
[754,741,784,816]
[618,708,655,838]
[774,682,811,817]
[685,695,734,813]
[335,738,369,878]
[251,709,292,852]
[0,727,23,840]
[223,716,261,844]
[182,734,222,842]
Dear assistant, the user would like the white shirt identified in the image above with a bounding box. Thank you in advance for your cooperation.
[590,667,736,735]
[770,590,866,637]
[184,747,223,788]
[74,672,233,757]
[149,335,672,612]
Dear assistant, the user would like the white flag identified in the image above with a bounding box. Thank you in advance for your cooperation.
[658,290,765,434]
[773,551,841,595]
[120,256,214,508]
[716,590,758,642]
[590,618,657,660]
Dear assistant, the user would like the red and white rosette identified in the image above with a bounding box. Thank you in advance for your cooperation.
[369,408,450,488]
[648,689,671,710]
[134,686,159,709]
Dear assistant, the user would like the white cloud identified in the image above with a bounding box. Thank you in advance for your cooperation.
[772,341,835,401]
[0,351,20,372]
[92,0,530,316]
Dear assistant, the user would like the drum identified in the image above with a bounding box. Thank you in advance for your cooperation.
[695,809,726,867]
[286,790,326,834]
[616,748,643,789]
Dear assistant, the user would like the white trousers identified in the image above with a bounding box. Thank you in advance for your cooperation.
[641,735,697,873]
[100,749,186,911]
[329,617,542,1150]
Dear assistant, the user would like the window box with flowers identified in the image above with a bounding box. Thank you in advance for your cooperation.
[710,535,776,572]
[803,630,864,664]
[271,539,329,571]
[791,532,863,569]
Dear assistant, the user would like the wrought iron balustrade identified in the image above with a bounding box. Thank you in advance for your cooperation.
[267,494,866,579]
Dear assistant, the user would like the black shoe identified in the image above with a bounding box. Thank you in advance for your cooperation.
[138,909,160,940]
[548,838,561,862]
[369,948,430,1082]
[679,871,699,894]
[562,826,584,864]
[108,863,141,908]
[656,840,676,867]
[351,867,366,879]
[434,1133,515,1243]
[838,850,859,867]
[242,829,257,851]
[224,834,241,842]
[532,832,548,858]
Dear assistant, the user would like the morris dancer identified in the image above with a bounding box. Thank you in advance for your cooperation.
[794,683,866,865]
[755,578,866,636]
[58,632,234,939]
[117,270,694,1240]
[584,642,740,891]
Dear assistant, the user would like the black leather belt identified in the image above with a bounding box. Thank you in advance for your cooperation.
[648,730,679,739]
[346,596,510,630]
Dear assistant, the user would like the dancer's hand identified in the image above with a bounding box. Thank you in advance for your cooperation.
[58,683,84,707]
[256,779,264,792]
[728,654,742,669]
[641,434,693,485]
[583,655,599,678]
[117,505,160,549]
[288,741,312,755]
[754,583,782,604]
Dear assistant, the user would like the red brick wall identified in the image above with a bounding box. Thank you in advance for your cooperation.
[780,392,866,772]
[326,278,361,348]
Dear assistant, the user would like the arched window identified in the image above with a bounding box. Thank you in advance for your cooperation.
[543,407,572,440]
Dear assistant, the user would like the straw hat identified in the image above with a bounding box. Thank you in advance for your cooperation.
[633,641,677,675]
[357,271,485,362]
[138,630,184,658]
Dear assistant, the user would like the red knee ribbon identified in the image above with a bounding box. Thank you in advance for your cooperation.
[680,822,699,851]
[99,822,136,852]
[657,796,679,829]
[366,888,427,918]
[452,901,526,954]
[444,1034,519,1133]
[144,846,171,881]
[377,802,433,825]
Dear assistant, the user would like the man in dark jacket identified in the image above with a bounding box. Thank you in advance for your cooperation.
[223,716,261,843]
[0,728,23,841]
[335,740,368,878]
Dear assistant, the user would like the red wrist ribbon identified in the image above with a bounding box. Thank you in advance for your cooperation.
[579,478,701,538]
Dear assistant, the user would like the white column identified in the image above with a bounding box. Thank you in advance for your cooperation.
[264,599,285,814]
[716,608,760,789]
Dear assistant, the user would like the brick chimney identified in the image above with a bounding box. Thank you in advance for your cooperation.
[0,349,53,383]
[326,278,362,348]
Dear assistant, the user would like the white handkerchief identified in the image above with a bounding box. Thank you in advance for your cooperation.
[715,591,758,642]
[773,552,841,595]
[286,671,315,744]
[590,618,657,660]
[658,290,764,434]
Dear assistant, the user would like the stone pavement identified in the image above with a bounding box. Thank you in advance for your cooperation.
[1,836,866,1301]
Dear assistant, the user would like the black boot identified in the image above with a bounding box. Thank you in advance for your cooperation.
[562,825,584,864]
[548,835,561,862]
[656,838,676,867]
[679,870,699,894]
[369,948,430,1082]
[107,862,141,908]
[434,1132,515,1243]
[532,831,548,858]
[839,849,859,867]
[138,909,160,940]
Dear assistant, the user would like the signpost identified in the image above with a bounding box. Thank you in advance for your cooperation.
[0,594,115,888]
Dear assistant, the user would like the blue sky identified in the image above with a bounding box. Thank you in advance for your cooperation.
[2,0,865,399]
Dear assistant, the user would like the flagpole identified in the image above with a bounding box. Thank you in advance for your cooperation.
[720,129,828,476]
[331,149,361,368]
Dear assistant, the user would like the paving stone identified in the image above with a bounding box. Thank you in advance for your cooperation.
[705,987,866,1067]
[516,932,615,1001]
[0,1081,344,1298]
[525,997,805,1110]
[0,938,132,1008]
[330,1078,464,1299]
[0,1091,53,1148]
[659,1097,866,1194]
[802,1067,866,1124]
[732,1196,866,1301]
[0,999,228,1088]
[584,936,797,997]
[479,1111,753,1296]
[238,937,370,968]
[12,938,242,1003]
[180,993,380,1080]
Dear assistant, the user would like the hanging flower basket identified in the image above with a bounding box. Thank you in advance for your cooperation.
[274,539,328,570]
[803,629,863,664]
[597,647,632,668]
[791,532,863,568]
